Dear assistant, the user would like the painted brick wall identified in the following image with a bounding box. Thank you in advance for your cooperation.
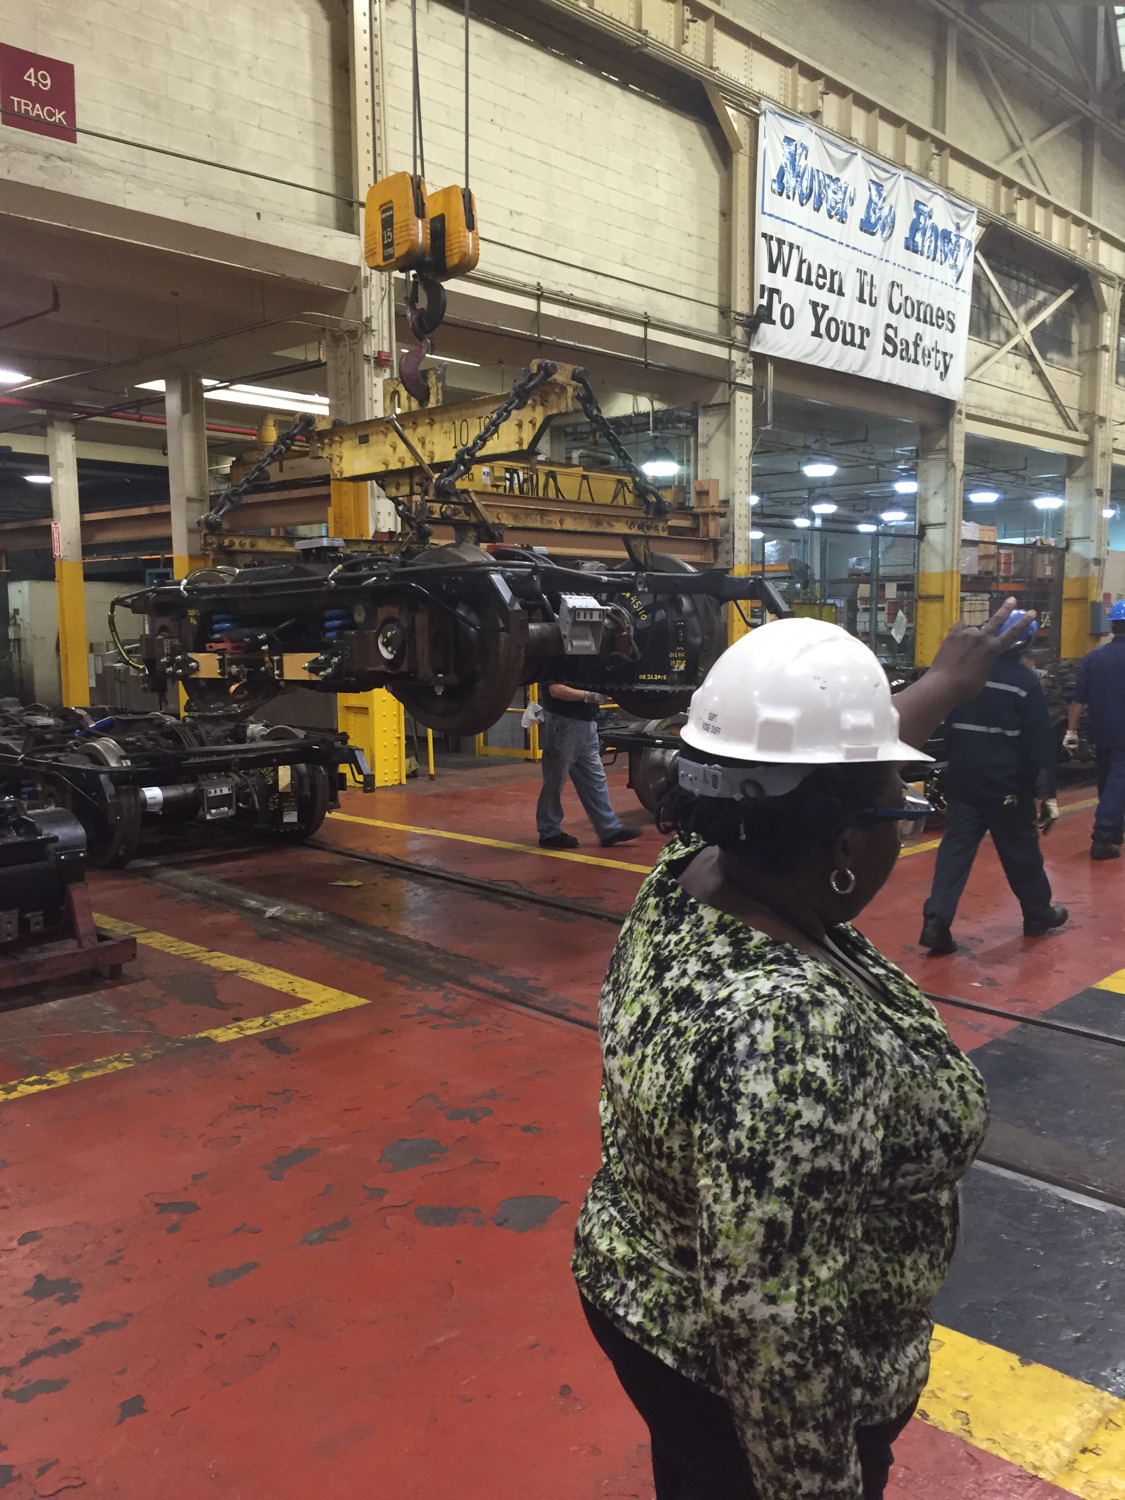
[383,0,727,338]
[0,0,354,238]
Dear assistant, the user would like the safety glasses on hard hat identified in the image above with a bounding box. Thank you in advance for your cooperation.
[857,786,934,845]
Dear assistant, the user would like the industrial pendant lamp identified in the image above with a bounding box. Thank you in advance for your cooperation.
[641,443,678,479]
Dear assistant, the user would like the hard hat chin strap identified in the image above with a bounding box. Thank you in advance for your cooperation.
[677,759,818,801]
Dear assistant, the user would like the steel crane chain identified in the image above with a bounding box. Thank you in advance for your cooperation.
[202,411,318,532]
[432,361,560,497]
[570,367,669,519]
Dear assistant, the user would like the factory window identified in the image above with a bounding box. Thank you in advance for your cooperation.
[970,255,1076,368]
[1116,318,1125,385]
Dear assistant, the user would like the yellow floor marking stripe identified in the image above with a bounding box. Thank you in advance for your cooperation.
[332,794,1101,873]
[329,811,652,874]
[923,1324,1125,1499]
[0,917,370,1105]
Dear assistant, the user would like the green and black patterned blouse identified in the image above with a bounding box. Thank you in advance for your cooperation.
[572,838,988,1500]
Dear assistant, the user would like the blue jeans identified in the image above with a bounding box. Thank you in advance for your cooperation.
[535,714,624,841]
[1094,747,1125,843]
[924,795,1053,925]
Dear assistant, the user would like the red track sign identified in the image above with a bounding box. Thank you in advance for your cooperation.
[0,44,76,143]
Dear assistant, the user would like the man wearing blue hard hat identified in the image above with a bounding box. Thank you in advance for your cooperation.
[920,611,1065,954]
[1066,599,1125,859]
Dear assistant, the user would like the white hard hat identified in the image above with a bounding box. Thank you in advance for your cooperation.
[679,618,930,776]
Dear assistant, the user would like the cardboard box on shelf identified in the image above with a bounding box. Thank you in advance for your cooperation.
[960,542,979,575]
[1032,551,1057,580]
[997,549,1015,578]
[962,521,981,542]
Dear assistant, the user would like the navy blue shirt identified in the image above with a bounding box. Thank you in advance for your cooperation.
[1072,636,1125,749]
[944,653,1057,802]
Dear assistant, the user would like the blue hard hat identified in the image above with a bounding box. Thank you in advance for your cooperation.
[1004,610,1038,649]
[1109,601,1125,623]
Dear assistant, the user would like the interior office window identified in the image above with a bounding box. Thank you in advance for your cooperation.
[970,255,1077,367]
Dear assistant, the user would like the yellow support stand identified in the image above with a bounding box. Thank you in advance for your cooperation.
[338,690,406,787]
[55,558,90,709]
[1061,574,1099,661]
[914,569,960,668]
[328,478,408,787]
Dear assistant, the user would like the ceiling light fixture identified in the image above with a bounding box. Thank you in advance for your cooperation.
[802,459,837,478]
[856,522,878,533]
[135,377,330,415]
[1103,507,1117,519]
[793,516,812,528]
[893,478,919,494]
[641,443,679,479]
[748,493,761,506]
[0,367,30,386]
[968,490,1000,504]
[748,529,764,540]
[23,474,51,484]
[1032,496,1064,510]
[811,501,838,515]
[880,509,908,523]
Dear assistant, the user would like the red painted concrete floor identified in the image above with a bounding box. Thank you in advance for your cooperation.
[0,759,1108,1498]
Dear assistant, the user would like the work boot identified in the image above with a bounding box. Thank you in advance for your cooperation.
[1090,839,1121,860]
[1023,904,1068,937]
[919,916,956,955]
[540,832,579,849]
[601,828,641,847]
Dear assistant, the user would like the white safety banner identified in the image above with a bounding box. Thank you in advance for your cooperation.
[751,108,977,400]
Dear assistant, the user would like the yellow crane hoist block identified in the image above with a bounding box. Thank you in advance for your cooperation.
[365,171,430,272]
[424,184,480,279]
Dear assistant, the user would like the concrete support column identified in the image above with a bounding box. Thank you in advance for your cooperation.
[1063,273,1120,659]
[165,371,210,578]
[328,0,397,537]
[328,3,405,787]
[47,418,89,708]
[915,404,965,666]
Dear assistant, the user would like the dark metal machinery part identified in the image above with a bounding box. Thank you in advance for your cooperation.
[123,545,789,737]
[0,797,88,943]
[0,705,371,869]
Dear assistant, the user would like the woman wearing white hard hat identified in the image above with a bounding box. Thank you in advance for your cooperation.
[572,604,1029,1500]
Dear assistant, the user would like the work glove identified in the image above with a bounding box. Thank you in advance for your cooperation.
[583,691,608,706]
[1037,798,1060,835]
[1062,730,1079,754]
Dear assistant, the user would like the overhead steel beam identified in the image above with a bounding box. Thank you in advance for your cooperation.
[970,254,1081,431]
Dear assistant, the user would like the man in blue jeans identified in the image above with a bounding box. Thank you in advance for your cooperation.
[536,684,641,850]
[1066,601,1125,859]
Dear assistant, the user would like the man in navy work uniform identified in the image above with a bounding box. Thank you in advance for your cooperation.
[1066,600,1125,859]
[536,684,641,850]
[920,612,1065,954]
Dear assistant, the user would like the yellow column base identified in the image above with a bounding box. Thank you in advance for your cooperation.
[55,558,91,708]
[338,689,406,787]
[915,569,961,668]
[728,564,752,646]
[1061,575,1100,661]
[172,554,209,579]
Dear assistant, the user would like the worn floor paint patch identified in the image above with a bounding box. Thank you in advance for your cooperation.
[922,1324,1125,1499]
[0,919,372,1105]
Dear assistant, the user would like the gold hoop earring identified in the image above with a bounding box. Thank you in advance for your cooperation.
[830,867,857,896]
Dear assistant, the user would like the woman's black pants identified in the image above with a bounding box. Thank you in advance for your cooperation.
[581,1297,916,1500]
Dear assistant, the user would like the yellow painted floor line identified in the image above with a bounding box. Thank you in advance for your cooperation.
[923,1324,1125,1500]
[329,811,653,874]
[0,916,370,1105]
[333,794,1101,870]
